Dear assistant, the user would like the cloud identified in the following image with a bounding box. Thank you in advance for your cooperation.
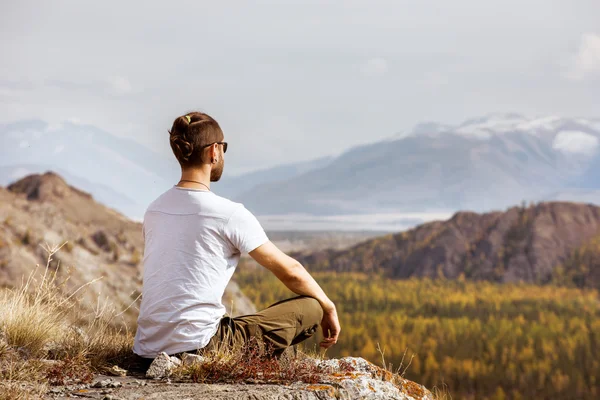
[361,57,389,77]
[19,140,30,148]
[552,130,599,156]
[108,76,133,95]
[567,33,600,80]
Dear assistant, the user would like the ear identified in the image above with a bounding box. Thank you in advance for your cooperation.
[210,143,219,163]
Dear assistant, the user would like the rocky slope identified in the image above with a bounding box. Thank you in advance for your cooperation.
[293,201,600,287]
[0,172,255,322]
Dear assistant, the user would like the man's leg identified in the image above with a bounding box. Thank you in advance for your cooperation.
[206,296,323,357]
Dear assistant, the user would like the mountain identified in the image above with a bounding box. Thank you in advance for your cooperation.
[236,114,600,215]
[292,201,600,288]
[212,155,334,199]
[0,120,332,219]
[0,120,177,219]
[0,172,256,320]
[0,164,140,217]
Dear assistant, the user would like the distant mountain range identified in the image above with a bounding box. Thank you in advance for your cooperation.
[292,201,600,289]
[0,120,330,219]
[2,114,599,223]
[238,114,600,215]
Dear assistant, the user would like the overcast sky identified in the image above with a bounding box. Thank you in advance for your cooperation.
[1,0,599,175]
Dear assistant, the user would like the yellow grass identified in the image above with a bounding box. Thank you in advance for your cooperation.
[0,242,134,398]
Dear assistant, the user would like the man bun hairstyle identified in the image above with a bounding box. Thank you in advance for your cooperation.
[168,111,225,168]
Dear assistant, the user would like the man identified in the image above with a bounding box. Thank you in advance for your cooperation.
[133,111,340,362]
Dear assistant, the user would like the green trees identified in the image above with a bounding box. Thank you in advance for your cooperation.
[235,267,600,400]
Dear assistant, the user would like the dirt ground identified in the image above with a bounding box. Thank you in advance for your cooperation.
[44,373,344,400]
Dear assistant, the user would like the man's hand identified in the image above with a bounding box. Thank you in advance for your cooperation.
[320,304,341,349]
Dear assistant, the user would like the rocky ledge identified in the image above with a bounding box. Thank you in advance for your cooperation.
[44,356,432,400]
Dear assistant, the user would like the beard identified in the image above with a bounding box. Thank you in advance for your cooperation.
[210,157,224,182]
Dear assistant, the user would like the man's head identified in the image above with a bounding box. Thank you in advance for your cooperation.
[168,112,226,181]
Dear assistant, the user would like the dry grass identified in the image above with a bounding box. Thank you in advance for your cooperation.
[0,242,134,399]
[0,381,47,400]
[0,349,49,399]
[431,383,453,400]
[376,342,415,379]
[173,333,328,384]
[1,243,78,357]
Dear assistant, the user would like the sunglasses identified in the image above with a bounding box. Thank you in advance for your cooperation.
[202,141,228,153]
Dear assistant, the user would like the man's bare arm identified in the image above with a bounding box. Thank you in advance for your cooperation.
[249,240,341,347]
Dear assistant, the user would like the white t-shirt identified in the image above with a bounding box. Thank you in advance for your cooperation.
[133,186,269,358]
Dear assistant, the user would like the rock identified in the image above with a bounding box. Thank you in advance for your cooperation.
[105,365,128,377]
[92,378,122,389]
[69,356,432,400]
[314,357,433,400]
[91,230,111,252]
[171,356,182,366]
[145,352,181,379]
[181,353,206,366]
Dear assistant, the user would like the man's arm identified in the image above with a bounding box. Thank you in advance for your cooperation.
[249,240,341,348]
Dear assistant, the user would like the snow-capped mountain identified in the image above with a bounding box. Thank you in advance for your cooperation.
[395,113,600,141]
[236,114,600,215]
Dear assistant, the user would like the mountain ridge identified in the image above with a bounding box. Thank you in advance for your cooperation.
[291,201,600,289]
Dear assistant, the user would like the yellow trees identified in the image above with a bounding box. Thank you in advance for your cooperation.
[235,267,600,400]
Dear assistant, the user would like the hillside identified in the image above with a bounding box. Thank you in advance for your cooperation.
[0,172,255,321]
[292,201,600,288]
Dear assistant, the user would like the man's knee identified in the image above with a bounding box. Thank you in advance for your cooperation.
[298,296,323,326]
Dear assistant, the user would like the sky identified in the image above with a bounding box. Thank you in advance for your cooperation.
[1,0,599,175]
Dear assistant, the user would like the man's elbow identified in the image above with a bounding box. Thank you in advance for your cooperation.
[280,262,305,285]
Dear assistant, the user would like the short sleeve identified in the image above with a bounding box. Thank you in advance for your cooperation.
[223,205,269,254]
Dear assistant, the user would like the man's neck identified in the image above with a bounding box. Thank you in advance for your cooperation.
[178,169,211,190]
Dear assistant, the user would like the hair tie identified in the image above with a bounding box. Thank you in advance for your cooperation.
[185,115,191,123]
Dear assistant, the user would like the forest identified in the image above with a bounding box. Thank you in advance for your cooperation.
[234,265,600,400]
